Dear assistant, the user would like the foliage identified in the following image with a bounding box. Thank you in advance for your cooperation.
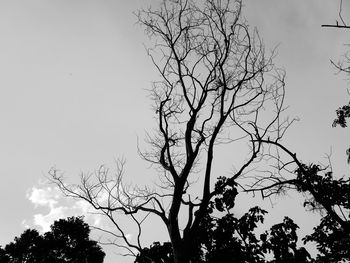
[0,217,105,263]
[332,102,350,163]
[214,176,239,212]
[294,165,350,262]
[136,183,312,263]
[135,242,173,263]
[0,229,43,263]
[204,206,267,263]
[332,102,350,128]
[303,215,350,263]
[262,217,311,263]
[247,143,350,262]
[136,209,313,263]
[294,164,350,214]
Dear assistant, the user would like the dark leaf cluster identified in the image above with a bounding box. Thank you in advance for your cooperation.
[332,102,350,128]
[262,217,311,263]
[294,164,350,210]
[135,242,173,263]
[0,217,105,263]
[293,163,350,262]
[214,176,238,212]
[332,102,350,163]
[137,184,311,263]
[303,215,350,263]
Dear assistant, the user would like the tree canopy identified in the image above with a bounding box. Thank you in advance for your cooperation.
[0,216,105,263]
[135,202,313,263]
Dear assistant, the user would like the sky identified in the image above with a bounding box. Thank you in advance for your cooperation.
[0,1,349,263]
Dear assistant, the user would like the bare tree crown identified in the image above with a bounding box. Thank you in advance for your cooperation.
[139,0,286,193]
[51,1,289,261]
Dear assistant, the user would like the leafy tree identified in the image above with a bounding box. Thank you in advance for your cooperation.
[263,217,311,263]
[303,214,350,263]
[243,8,350,258]
[136,204,312,263]
[0,216,105,263]
[134,181,312,263]
[1,229,43,263]
[245,139,350,262]
[50,0,290,262]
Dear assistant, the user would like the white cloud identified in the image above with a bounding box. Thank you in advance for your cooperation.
[27,186,59,208]
[24,183,137,251]
[25,185,104,233]
[33,205,68,232]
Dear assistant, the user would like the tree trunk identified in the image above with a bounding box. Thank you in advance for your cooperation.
[167,220,192,263]
[172,240,191,263]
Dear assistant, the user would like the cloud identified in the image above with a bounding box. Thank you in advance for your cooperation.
[25,185,104,233]
[27,186,59,208]
[24,182,136,248]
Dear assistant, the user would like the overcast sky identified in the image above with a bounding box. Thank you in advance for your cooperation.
[0,1,349,263]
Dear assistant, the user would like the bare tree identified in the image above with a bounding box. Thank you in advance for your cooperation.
[322,0,350,29]
[50,1,289,262]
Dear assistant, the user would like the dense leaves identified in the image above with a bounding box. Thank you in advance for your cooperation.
[204,207,267,263]
[137,185,312,263]
[214,177,238,212]
[332,102,350,128]
[332,102,350,163]
[0,217,105,263]
[294,164,349,217]
[0,229,43,263]
[137,210,312,263]
[135,242,173,263]
[262,217,311,263]
[303,215,350,263]
[293,163,350,262]
[295,164,350,210]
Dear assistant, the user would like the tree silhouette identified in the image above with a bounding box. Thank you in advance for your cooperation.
[0,216,105,263]
[322,0,350,164]
[49,0,291,262]
[243,139,350,262]
[319,6,350,259]
[0,229,43,263]
[135,203,312,263]
[238,9,350,260]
